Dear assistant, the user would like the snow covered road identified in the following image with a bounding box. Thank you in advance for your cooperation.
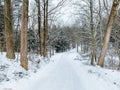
[12,52,85,90]
[1,50,120,90]
[31,53,84,90]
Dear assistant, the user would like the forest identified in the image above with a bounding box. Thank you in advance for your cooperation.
[0,0,120,90]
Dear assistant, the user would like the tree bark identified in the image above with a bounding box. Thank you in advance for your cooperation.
[90,0,96,65]
[20,0,29,70]
[36,0,42,56]
[4,0,15,59]
[77,43,78,53]
[98,0,120,67]
[98,0,103,49]
[43,0,48,57]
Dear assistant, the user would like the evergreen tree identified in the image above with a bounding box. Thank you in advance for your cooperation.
[54,31,70,52]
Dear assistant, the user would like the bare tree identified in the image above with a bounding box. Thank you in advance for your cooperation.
[98,0,120,67]
[20,0,29,70]
[90,0,96,65]
[43,0,48,57]
[4,0,15,59]
[35,0,42,55]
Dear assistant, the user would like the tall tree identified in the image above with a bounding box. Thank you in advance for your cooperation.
[35,0,42,55]
[0,1,4,52]
[98,0,120,67]
[20,0,29,70]
[98,0,103,49]
[43,0,48,57]
[90,0,96,65]
[4,0,15,59]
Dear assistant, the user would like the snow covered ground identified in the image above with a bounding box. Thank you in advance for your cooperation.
[0,50,120,90]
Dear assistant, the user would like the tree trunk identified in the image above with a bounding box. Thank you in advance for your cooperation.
[4,0,15,59]
[20,0,29,70]
[98,0,120,67]
[43,0,48,57]
[98,0,103,50]
[77,43,78,52]
[37,0,42,56]
[50,46,52,57]
[90,0,96,65]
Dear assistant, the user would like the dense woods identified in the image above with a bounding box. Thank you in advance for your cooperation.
[0,0,120,90]
[0,0,120,70]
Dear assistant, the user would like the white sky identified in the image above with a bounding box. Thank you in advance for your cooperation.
[29,0,114,27]
[29,0,76,26]
[52,0,77,26]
